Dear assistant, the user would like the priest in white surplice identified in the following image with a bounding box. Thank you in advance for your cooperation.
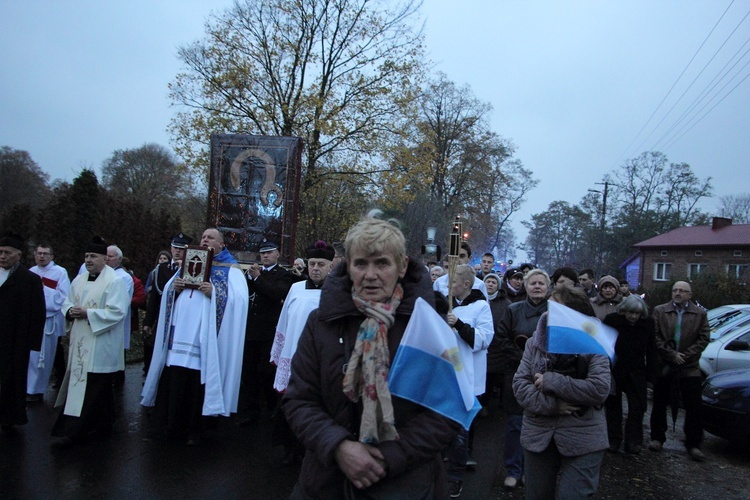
[52,237,129,445]
[141,228,248,445]
[270,240,334,465]
[27,243,70,401]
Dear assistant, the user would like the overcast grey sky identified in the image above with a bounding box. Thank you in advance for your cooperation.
[2,1,748,259]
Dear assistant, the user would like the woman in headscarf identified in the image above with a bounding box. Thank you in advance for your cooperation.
[282,210,460,499]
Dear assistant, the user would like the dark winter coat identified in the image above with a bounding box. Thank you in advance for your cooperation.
[501,280,526,303]
[0,264,46,426]
[246,264,295,342]
[485,294,511,373]
[603,313,659,388]
[143,262,179,329]
[282,260,460,499]
[495,297,548,374]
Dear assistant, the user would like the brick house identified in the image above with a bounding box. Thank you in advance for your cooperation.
[622,217,750,290]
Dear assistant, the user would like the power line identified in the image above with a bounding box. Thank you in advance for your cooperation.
[649,7,750,151]
[652,36,750,150]
[611,0,735,167]
[662,67,750,151]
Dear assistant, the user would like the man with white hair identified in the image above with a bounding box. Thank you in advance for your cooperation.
[106,245,134,350]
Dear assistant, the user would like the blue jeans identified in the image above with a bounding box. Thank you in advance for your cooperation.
[503,414,524,479]
[524,442,605,500]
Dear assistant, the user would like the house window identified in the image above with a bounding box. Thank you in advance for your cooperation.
[660,250,668,257]
[687,264,707,280]
[727,264,749,283]
[654,263,672,282]
[694,250,703,257]
[734,250,743,257]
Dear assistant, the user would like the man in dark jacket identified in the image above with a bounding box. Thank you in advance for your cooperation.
[0,232,46,430]
[142,233,191,376]
[240,239,294,424]
[648,281,709,461]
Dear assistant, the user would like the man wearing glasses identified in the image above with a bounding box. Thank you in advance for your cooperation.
[648,281,709,461]
[27,244,70,402]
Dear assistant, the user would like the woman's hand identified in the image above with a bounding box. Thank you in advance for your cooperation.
[556,400,583,416]
[533,372,544,390]
[335,440,387,490]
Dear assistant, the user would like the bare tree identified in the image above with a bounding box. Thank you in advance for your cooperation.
[169,0,425,187]
[719,193,750,223]
[381,73,536,253]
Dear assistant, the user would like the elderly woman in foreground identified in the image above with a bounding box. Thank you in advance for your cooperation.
[512,286,611,500]
[282,211,460,499]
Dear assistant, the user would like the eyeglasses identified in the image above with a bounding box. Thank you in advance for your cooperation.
[672,288,691,294]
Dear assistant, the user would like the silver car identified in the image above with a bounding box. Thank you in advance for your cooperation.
[700,319,750,377]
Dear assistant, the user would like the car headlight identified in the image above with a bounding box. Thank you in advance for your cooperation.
[702,382,740,401]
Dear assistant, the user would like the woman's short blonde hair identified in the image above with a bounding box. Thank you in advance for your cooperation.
[524,268,550,288]
[344,210,407,273]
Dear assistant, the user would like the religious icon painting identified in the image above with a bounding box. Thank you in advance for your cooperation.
[181,245,214,289]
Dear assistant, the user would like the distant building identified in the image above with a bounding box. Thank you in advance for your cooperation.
[621,217,750,290]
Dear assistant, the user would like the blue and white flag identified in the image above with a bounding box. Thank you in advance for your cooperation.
[388,297,482,430]
[547,301,618,362]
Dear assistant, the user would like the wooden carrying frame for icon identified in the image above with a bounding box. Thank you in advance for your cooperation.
[207,134,303,265]
[181,246,214,289]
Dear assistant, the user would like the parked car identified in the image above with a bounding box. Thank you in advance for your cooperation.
[700,321,750,377]
[701,369,750,447]
[707,304,750,340]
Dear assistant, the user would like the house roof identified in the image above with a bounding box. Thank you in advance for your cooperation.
[618,251,641,268]
[634,222,750,248]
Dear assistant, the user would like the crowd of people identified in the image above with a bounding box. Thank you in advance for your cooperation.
[0,217,710,498]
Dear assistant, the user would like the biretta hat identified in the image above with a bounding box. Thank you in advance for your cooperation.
[0,231,24,251]
[86,236,108,255]
[305,240,335,261]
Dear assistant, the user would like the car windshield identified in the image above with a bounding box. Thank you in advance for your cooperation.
[711,316,750,341]
[709,307,750,340]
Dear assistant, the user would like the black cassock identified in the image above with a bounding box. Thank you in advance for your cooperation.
[0,264,45,427]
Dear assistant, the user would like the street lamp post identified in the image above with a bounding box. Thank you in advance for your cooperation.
[589,181,608,277]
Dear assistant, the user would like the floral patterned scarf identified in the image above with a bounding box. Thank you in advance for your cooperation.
[343,283,403,443]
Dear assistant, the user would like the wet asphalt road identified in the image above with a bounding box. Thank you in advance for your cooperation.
[2,364,749,499]
[0,364,503,499]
